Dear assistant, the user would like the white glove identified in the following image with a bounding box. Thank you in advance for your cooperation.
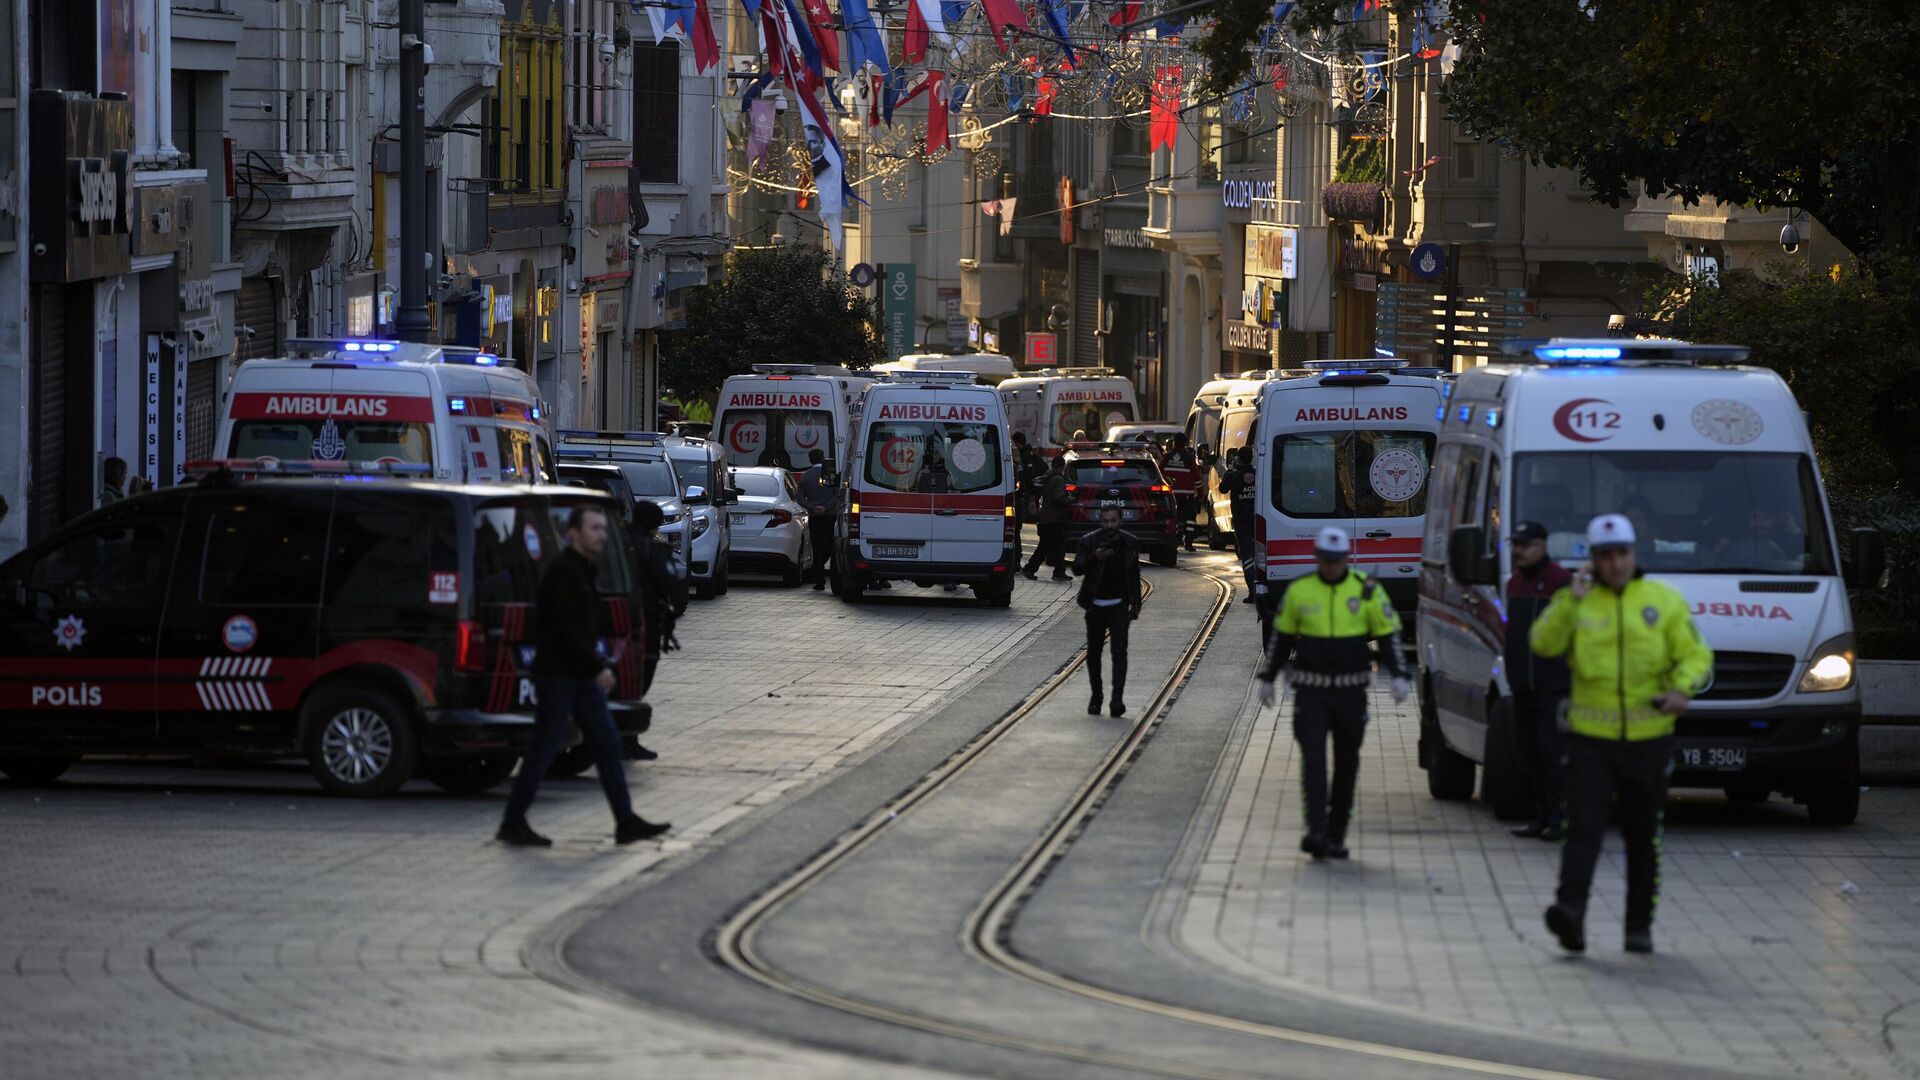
[1257,680,1278,708]
[1390,676,1411,705]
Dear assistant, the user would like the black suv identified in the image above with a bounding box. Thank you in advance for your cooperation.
[1060,443,1182,567]
[0,469,649,796]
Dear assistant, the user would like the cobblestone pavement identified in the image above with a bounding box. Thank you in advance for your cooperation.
[1180,684,1920,1079]
[0,577,1080,1079]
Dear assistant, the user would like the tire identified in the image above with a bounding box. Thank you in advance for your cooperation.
[693,575,716,600]
[976,586,1013,609]
[1153,546,1178,567]
[1421,677,1476,801]
[1805,752,1861,825]
[1725,788,1770,804]
[715,559,730,596]
[0,754,78,785]
[780,559,804,587]
[302,685,418,797]
[834,570,866,604]
[425,754,518,795]
[548,744,594,777]
[1480,697,1535,821]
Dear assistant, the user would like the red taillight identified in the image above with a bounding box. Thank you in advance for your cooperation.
[1064,484,1077,492]
[1150,484,1170,493]
[767,509,794,525]
[455,620,487,673]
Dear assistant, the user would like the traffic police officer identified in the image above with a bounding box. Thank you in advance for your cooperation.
[1532,513,1713,955]
[1255,526,1410,861]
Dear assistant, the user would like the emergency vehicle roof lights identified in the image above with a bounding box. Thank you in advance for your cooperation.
[1503,337,1752,365]
[472,353,500,366]
[1303,359,1409,371]
[183,458,433,480]
[874,370,979,384]
[449,397,468,413]
[751,363,819,374]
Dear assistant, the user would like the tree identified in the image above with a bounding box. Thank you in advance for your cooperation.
[661,246,882,398]
[1196,1,1920,260]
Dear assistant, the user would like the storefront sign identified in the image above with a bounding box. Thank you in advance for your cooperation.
[883,263,916,358]
[1102,228,1152,249]
[1223,322,1272,354]
[1024,332,1058,367]
[143,336,162,488]
[1222,178,1277,210]
[1245,225,1298,281]
[941,287,965,350]
[1338,230,1389,275]
[29,93,134,283]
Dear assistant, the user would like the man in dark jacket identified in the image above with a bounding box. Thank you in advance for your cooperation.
[1011,432,1043,522]
[797,449,841,590]
[1073,505,1142,718]
[1221,447,1263,614]
[498,504,670,847]
[1505,520,1573,840]
[628,499,684,765]
[1160,434,1201,552]
[1021,455,1073,581]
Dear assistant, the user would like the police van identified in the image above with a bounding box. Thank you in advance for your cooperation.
[837,372,1018,607]
[217,339,554,483]
[0,466,650,796]
[710,363,876,472]
[1249,360,1443,618]
[1416,339,1884,824]
[998,367,1139,456]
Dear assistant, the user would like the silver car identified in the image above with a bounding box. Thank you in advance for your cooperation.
[554,431,689,567]
[726,467,811,587]
[663,436,737,599]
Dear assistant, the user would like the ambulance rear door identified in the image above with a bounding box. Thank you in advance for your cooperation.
[852,395,934,560]
[313,366,440,471]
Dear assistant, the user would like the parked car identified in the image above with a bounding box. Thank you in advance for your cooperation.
[663,435,738,598]
[726,467,811,586]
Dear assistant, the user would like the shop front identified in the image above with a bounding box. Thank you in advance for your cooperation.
[1098,208,1165,417]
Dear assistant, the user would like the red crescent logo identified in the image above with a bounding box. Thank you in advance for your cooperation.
[1552,398,1614,443]
[728,419,762,454]
[795,426,820,449]
[879,437,917,475]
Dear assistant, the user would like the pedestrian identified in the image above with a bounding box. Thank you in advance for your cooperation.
[1532,513,1712,955]
[1021,454,1072,581]
[1505,520,1572,840]
[1073,504,1141,717]
[498,503,670,848]
[1160,433,1200,553]
[1221,447,1261,607]
[1011,432,1043,523]
[1254,526,1409,861]
[101,457,129,505]
[628,498,686,762]
[797,448,841,591]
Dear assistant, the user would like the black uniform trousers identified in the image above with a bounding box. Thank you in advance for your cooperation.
[1026,523,1068,576]
[809,512,838,584]
[1084,605,1130,698]
[1513,689,1568,830]
[1556,734,1673,931]
[1293,686,1369,842]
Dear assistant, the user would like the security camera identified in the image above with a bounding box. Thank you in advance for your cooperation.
[596,33,615,67]
[1779,222,1801,254]
[237,324,258,339]
[567,279,581,292]
[585,226,602,239]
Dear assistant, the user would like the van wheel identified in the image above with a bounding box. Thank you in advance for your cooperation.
[1153,547,1178,567]
[1421,680,1476,801]
[303,686,418,797]
[549,745,594,777]
[834,571,867,604]
[1805,754,1861,825]
[1480,698,1535,821]
[0,754,78,785]
[425,754,518,795]
[977,586,1013,609]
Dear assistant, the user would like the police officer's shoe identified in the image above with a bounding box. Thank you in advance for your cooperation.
[1624,929,1654,954]
[1537,824,1565,842]
[1021,568,1039,580]
[1323,841,1350,860]
[615,816,671,844]
[629,743,660,762]
[1089,691,1104,716]
[1051,572,1071,582]
[1300,833,1329,860]
[1110,697,1126,718]
[1511,823,1546,838]
[813,580,826,591]
[1545,903,1586,954]
[497,819,553,848]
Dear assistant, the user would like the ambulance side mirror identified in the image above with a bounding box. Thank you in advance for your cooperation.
[1844,528,1886,590]
[1448,525,1497,586]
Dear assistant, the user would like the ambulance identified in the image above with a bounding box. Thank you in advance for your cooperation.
[710,364,876,472]
[836,372,1018,607]
[1249,360,1443,617]
[217,338,553,483]
[1202,370,1290,545]
[997,367,1139,456]
[1416,339,1884,824]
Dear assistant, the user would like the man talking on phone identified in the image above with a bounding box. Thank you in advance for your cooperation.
[1531,513,1712,955]
[1073,505,1142,718]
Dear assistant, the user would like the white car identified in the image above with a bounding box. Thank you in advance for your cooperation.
[726,467,811,587]
[664,436,736,599]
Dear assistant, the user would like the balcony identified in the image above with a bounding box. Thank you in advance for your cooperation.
[451,180,568,254]
[1144,184,1223,255]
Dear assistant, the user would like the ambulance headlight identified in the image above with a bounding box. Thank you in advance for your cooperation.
[1797,635,1855,693]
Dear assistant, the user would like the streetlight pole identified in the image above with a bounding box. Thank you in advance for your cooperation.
[396,0,432,342]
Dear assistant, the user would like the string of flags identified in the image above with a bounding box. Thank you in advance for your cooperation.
[659,0,1458,250]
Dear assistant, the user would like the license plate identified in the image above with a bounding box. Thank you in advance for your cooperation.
[1679,746,1747,771]
[729,513,747,525]
[872,543,921,559]
[1123,509,1140,521]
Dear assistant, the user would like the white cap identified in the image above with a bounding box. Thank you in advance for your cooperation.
[1313,526,1352,557]
[1586,513,1637,549]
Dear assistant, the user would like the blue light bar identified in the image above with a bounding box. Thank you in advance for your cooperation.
[1485,407,1502,429]
[473,353,500,366]
[449,397,468,413]
[1457,404,1473,423]
[1539,345,1622,362]
[340,340,401,354]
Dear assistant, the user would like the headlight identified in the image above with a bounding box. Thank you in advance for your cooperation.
[1797,634,1855,693]
[691,516,710,540]
[660,511,681,525]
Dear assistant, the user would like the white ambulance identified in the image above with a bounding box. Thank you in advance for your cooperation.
[1249,360,1443,618]
[837,371,1018,607]
[1202,370,1290,545]
[1416,339,1883,824]
[710,364,876,472]
[997,367,1139,456]
[217,338,553,483]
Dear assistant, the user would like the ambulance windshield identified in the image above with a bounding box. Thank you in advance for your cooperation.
[1513,451,1833,575]
[228,419,433,467]
[1051,401,1134,444]
[1273,431,1434,519]
[864,421,1003,494]
[718,409,834,470]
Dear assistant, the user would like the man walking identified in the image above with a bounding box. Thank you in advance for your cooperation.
[1532,513,1712,955]
[1221,447,1261,608]
[1022,455,1072,581]
[498,504,670,847]
[1160,434,1200,553]
[1255,527,1409,861]
[1012,431,1043,523]
[797,449,841,591]
[626,499,685,762]
[1074,505,1141,717]
[1506,520,1572,840]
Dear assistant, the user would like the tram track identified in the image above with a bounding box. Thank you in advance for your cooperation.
[707,563,1601,1080]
